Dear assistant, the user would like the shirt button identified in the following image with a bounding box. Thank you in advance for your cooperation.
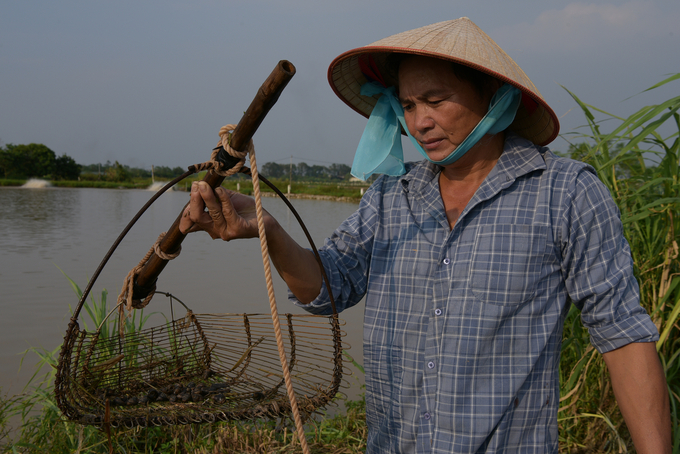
[427,361,435,369]
[443,258,451,265]
[423,412,431,420]
[434,308,442,316]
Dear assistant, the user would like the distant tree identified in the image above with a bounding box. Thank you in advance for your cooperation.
[328,163,351,179]
[127,166,151,178]
[308,164,327,178]
[80,163,100,173]
[261,162,286,178]
[295,162,311,178]
[152,165,185,179]
[106,161,130,182]
[0,144,19,178]
[53,154,82,180]
[259,161,352,181]
[25,143,56,177]
[0,143,56,178]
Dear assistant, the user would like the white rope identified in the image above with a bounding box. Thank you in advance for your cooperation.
[218,126,311,454]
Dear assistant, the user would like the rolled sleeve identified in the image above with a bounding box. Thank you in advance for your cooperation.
[289,249,341,315]
[561,167,659,353]
[289,179,383,316]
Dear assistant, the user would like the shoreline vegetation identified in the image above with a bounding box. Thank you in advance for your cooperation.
[1,74,679,452]
[0,175,369,203]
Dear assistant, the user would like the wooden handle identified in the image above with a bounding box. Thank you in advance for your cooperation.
[132,60,296,302]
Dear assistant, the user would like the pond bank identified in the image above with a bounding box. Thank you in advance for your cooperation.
[259,191,360,203]
[0,178,366,203]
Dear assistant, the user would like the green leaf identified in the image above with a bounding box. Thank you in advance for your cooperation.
[563,348,594,392]
[637,73,680,96]
[658,287,680,349]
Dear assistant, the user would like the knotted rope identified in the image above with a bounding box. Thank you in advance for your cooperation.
[189,124,252,177]
[116,232,181,335]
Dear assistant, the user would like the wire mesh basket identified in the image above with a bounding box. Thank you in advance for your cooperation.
[56,298,344,428]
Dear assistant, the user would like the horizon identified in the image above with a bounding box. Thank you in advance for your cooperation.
[2,1,678,169]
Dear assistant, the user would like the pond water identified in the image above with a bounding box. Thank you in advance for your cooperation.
[0,186,365,402]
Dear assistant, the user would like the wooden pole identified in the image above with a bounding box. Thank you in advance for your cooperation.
[131,60,296,303]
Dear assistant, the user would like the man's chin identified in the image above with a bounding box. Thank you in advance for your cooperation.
[425,147,457,163]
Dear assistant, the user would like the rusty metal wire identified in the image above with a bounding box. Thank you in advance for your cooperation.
[56,306,345,428]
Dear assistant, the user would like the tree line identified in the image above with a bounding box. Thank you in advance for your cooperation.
[80,162,186,182]
[261,161,351,180]
[0,142,354,182]
[0,143,81,180]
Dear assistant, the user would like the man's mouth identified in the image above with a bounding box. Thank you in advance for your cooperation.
[421,139,444,151]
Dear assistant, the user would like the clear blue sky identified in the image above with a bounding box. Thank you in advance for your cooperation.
[1,0,678,169]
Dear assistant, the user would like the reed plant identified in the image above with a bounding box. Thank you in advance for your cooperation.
[558,74,680,452]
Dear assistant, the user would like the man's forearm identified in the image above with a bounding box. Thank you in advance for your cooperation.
[265,217,323,304]
[602,341,671,453]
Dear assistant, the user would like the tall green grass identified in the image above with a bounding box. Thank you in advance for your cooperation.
[558,74,680,452]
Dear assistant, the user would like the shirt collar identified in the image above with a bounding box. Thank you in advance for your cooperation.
[398,160,439,195]
[488,132,547,185]
[397,133,548,228]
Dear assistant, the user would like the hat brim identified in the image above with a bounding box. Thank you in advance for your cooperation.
[327,20,560,146]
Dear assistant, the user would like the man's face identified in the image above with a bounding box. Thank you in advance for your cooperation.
[398,56,493,163]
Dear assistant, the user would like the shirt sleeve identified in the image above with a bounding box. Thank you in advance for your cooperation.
[289,177,384,315]
[560,165,659,353]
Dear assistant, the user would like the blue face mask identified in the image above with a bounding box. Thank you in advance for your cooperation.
[350,81,522,181]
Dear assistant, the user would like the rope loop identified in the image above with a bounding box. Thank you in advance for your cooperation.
[117,232,180,326]
[208,124,253,176]
[153,232,181,261]
[188,125,254,176]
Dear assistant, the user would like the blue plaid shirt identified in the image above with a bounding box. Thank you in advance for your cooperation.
[292,133,658,453]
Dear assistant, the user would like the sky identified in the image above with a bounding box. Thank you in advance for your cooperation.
[1,0,679,170]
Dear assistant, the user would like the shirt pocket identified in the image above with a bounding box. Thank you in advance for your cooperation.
[468,224,548,306]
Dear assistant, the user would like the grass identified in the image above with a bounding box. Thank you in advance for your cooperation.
[0,175,369,201]
[221,179,367,200]
[0,179,26,187]
[557,73,680,452]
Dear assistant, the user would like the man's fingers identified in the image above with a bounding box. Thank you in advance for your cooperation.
[197,182,231,234]
[179,204,193,234]
[188,182,207,222]
[181,182,251,240]
[215,187,236,222]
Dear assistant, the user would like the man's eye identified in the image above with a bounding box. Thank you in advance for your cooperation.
[428,99,443,106]
[402,104,414,112]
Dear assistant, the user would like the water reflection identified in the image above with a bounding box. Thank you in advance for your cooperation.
[0,188,80,255]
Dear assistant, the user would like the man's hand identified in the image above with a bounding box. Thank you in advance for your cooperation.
[179,181,262,240]
[603,341,671,453]
[178,180,323,304]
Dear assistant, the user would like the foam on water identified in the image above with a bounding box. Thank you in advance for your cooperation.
[21,178,52,188]
[147,181,178,191]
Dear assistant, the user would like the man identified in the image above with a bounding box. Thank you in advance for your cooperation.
[180,18,670,453]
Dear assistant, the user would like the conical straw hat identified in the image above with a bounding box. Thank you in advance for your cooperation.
[328,17,559,146]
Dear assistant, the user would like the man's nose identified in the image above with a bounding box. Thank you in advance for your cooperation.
[412,105,435,132]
